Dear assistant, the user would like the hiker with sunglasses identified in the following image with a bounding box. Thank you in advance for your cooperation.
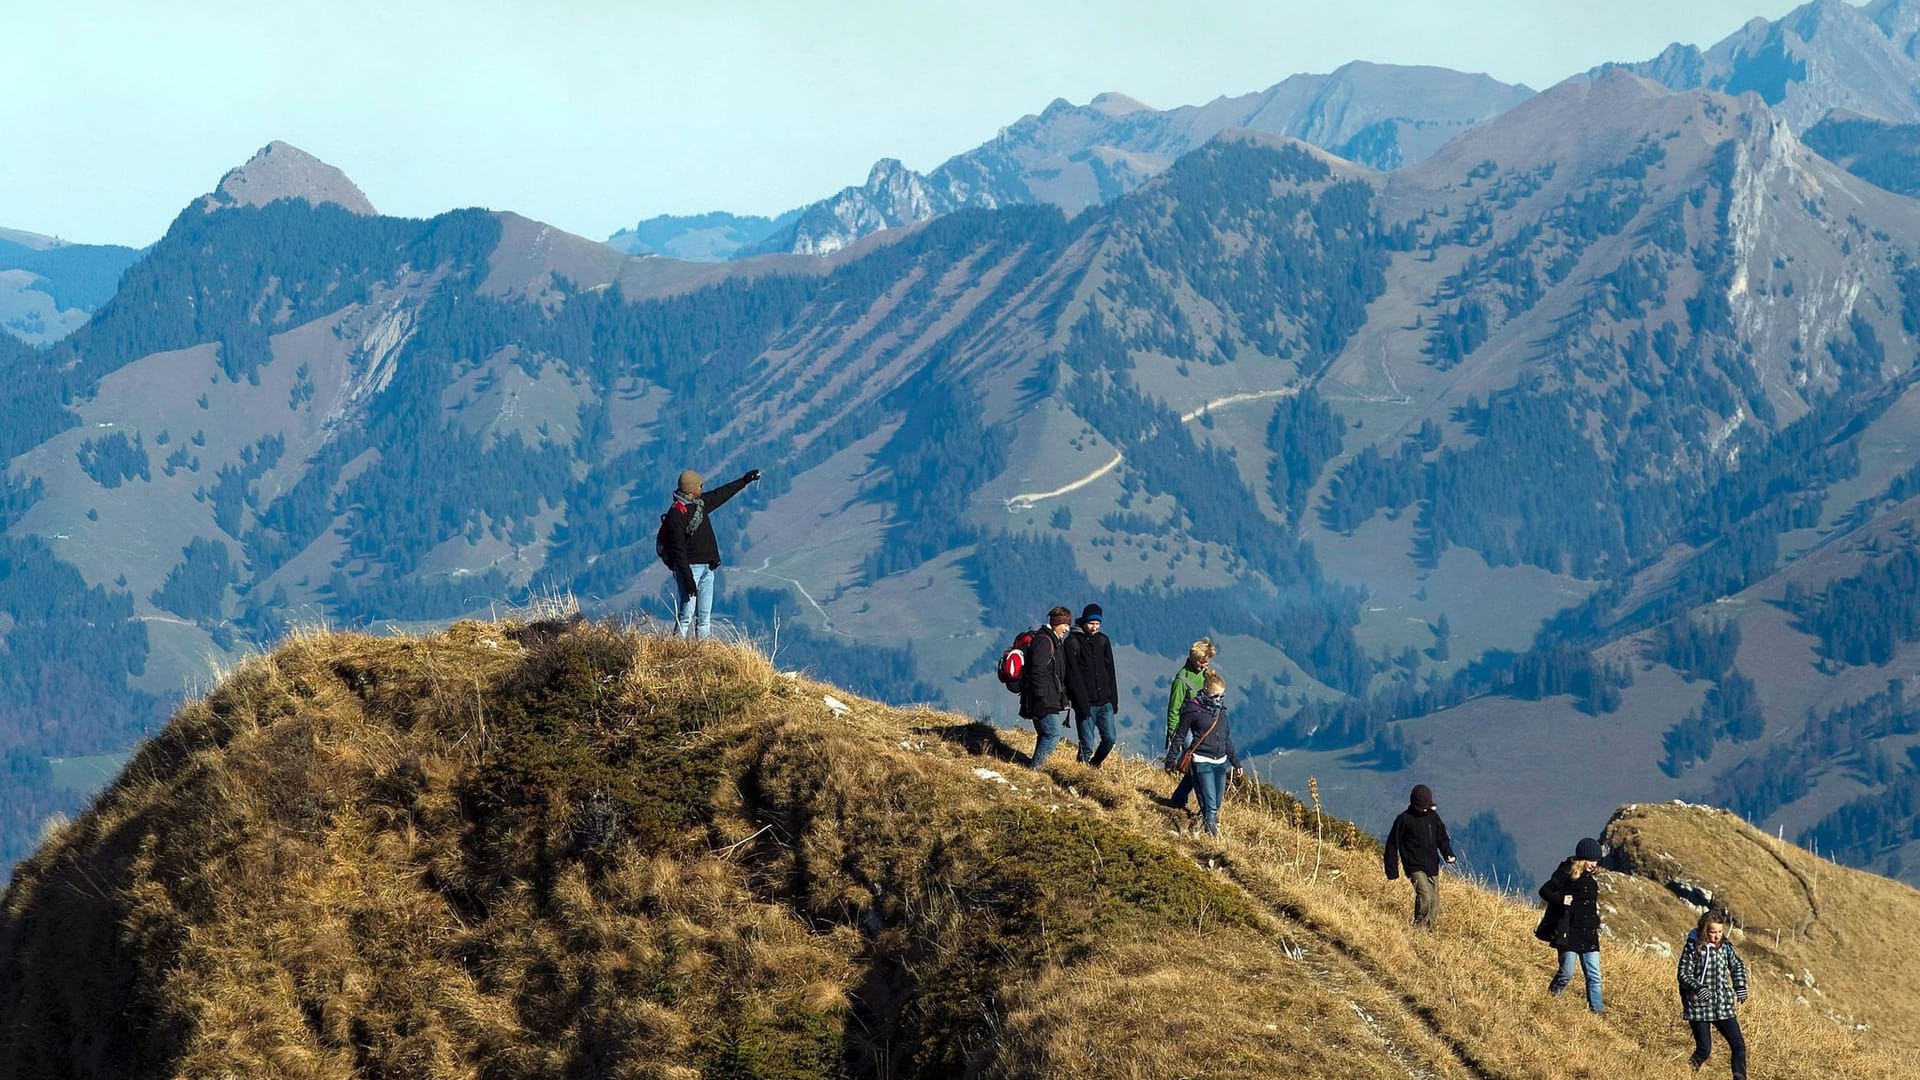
[1163,669,1242,836]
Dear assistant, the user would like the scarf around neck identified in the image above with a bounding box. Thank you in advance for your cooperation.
[675,491,706,535]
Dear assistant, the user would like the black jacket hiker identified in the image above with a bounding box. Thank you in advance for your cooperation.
[1539,859,1602,953]
[1062,624,1117,713]
[1019,629,1067,720]
[662,471,755,593]
[1384,806,1455,880]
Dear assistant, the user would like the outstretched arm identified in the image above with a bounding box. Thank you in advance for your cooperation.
[702,469,761,512]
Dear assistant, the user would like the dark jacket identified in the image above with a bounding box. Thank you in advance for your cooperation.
[1677,930,1748,1022]
[663,473,753,590]
[1383,806,1455,879]
[1538,859,1602,953]
[1163,692,1240,770]
[1062,624,1118,712]
[1019,628,1067,720]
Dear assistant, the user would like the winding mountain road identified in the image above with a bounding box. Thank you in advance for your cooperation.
[1004,386,1300,510]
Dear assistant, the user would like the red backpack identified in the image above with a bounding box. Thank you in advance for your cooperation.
[997,628,1042,693]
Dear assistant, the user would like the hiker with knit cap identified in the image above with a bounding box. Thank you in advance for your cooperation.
[1062,603,1119,767]
[1541,837,1607,1013]
[1678,909,1749,1079]
[1020,606,1074,769]
[1383,783,1457,930]
[1164,638,1215,810]
[661,466,760,639]
[1163,669,1242,836]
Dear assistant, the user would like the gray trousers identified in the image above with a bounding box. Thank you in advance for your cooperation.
[1410,869,1439,929]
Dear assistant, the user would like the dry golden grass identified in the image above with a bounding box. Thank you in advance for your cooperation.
[1,618,1915,1079]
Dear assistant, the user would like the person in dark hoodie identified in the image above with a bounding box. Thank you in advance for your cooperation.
[1383,784,1457,930]
[1164,638,1215,811]
[662,467,760,639]
[1020,606,1073,769]
[1163,670,1242,836]
[1677,909,1749,1079]
[1541,837,1607,1013]
[1062,603,1119,767]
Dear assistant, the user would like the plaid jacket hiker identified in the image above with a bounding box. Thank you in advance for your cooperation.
[1677,934,1748,1022]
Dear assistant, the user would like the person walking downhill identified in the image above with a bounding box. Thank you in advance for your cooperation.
[1383,784,1457,930]
[1164,638,1215,810]
[1062,603,1119,768]
[1678,910,1749,1079]
[660,466,761,639]
[1541,837,1607,1013]
[1163,670,1243,836]
[1020,606,1073,769]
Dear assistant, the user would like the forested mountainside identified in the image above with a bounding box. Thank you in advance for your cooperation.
[0,230,142,345]
[4,621,1918,1078]
[10,66,1920,889]
[1803,111,1920,196]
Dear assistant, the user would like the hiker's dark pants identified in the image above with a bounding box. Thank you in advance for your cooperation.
[1029,711,1066,769]
[1409,869,1439,929]
[1690,1016,1746,1076]
[1167,738,1195,808]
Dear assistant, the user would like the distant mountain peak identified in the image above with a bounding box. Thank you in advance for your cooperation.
[1089,91,1152,116]
[204,141,377,216]
[1617,0,1920,127]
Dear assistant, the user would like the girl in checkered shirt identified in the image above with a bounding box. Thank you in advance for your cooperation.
[1677,910,1749,1079]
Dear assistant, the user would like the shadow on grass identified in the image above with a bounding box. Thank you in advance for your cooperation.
[916,720,1026,767]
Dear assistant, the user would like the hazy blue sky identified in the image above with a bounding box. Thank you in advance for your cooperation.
[9,0,1809,246]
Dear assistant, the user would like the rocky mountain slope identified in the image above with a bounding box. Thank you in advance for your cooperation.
[2,619,1915,1078]
[1620,0,1920,129]
[597,62,1529,261]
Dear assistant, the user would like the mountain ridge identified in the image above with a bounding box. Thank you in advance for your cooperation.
[2,618,1915,1077]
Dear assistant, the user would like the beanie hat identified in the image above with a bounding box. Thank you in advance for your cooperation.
[1409,784,1434,811]
[1080,603,1103,622]
[1575,837,1603,862]
[677,469,702,494]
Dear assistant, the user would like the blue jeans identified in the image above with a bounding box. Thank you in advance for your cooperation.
[1073,702,1117,766]
[1029,711,1066,769]
[1191,759,1229,834]
[675,564,715,639]
[1550,949,1603,1012]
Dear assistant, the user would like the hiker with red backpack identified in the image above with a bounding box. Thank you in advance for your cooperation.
[658,467,760,639]
[1018,606,1073,769]
[1062,603,1119,768]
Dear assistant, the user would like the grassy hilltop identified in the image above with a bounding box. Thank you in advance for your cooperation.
[2,618,1916,1079]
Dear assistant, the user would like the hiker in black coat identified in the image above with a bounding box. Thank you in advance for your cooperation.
[1062,603,1119,767]
[1020,607,1072,769]
[1383,783,1456,930]
[1540,837,1606,1013]
[662,466,760,639]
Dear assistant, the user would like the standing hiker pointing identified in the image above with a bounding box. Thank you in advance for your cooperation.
[660,466,760,639]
